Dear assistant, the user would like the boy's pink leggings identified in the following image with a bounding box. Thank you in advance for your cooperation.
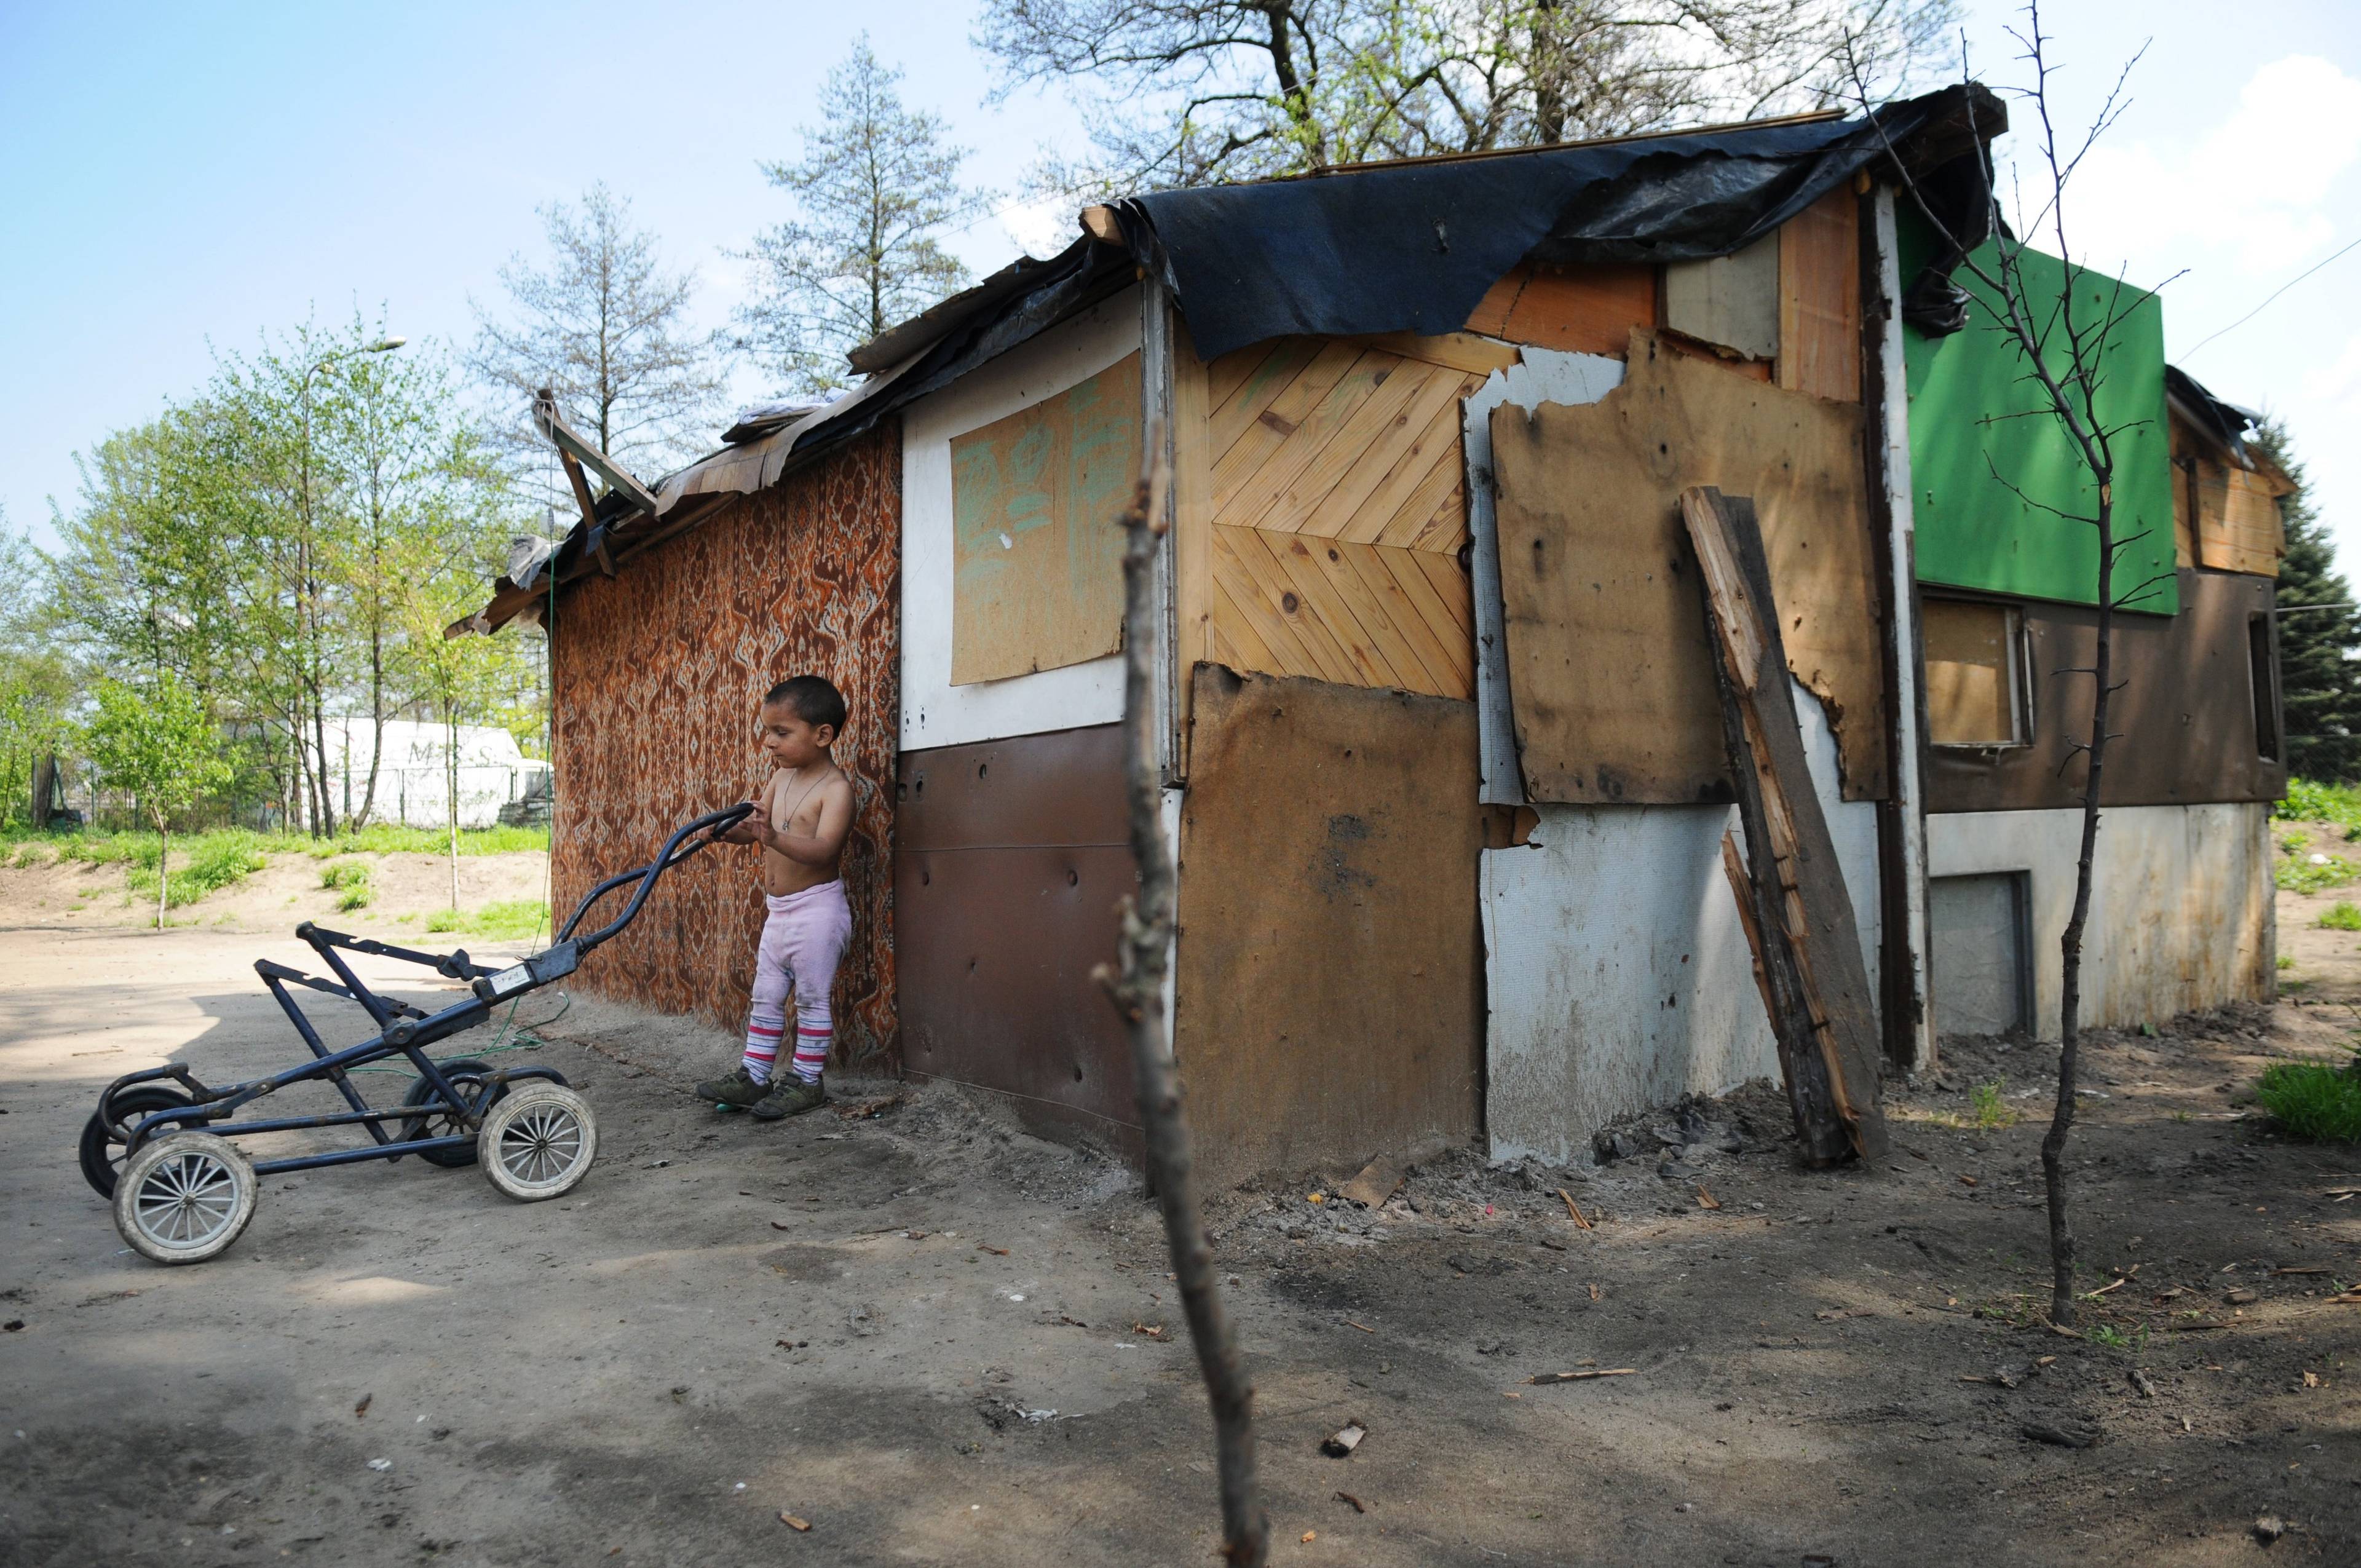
[742,881,851,1085]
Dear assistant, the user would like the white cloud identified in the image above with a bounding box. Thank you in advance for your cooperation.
[999,192,1079,261]
[2065,54,2361,283]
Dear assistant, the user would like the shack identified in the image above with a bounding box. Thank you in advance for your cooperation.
[465,82,2282,1179]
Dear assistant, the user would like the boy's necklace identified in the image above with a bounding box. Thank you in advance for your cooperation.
[774,765,829,830]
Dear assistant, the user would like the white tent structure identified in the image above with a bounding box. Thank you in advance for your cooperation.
[320,718,549,831]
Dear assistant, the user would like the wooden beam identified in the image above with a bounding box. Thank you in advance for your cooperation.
[1080,205,1123,245]
[558,449,599,533]
[535,390,660,515]
[1683,485,1890,1165]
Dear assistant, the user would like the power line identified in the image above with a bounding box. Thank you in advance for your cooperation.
[2180,232,2361,360]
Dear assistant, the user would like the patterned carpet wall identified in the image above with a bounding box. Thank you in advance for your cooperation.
[547,421,903,1066]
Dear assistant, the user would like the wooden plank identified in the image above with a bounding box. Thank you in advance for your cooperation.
[949,350,1143,684]
[1344,330,1521,378]
[1210,338,1345,469]
[1292,533,1447,695]
[1921,598,2016,745]
[1260,527,1405,687]
[1215,524,1361,685]
[1301,365,1469,543]
[1776,189,1861,402]
[1375,441,1467,548]
[1241,357,1444,535]
[1208,576,1285,676]
[1209,339,1280,416]
[1380,544,1476,692]
[1336,386,1469,544]
[1214,349,1401,527]
[1335,540,1469,698]
[1399,474,1470,554]
[1683,485,1889,1165]
[1463,260,1656,355]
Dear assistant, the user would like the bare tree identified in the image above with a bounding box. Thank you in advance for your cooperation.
[734,38,986,394]
[1853,7,2168,1326]
[1096,434,1267,1567]
[979,0,1958,188]
[470,184,728,491]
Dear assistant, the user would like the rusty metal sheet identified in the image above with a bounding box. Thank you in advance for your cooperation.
[893,727,1141,1152]
[1925,569,2284,813]
[548,424,902,1065]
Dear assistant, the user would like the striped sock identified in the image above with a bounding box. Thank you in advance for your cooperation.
[742,1007,786,1086]
[790,1027,829,1084]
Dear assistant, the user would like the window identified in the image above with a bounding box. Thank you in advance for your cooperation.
[1923,597,2030,748]
[2250,612,2281,762]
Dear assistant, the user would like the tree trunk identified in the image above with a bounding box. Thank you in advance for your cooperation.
[446,703,462,910]
[154,814,168,930]
[2046,493,2116,1326]
[1097,432,1268,1567]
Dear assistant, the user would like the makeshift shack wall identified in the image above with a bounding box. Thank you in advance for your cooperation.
[548,424,901,1061]
[1484,677,1881,1164]
[896,287,1157,1150]
[1924,569,2285,812]
[1174,666,1484,1184]
[902,285,1141,753]
[1926,802,2274,1034]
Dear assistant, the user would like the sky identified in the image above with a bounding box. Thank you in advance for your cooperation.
[3,0,2358,572]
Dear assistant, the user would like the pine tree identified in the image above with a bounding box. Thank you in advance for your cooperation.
[734,38,984,395]
[2260,418,2361,780]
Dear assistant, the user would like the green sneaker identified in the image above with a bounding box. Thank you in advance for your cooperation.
[751,1074,827,1120]
[693,1067,766,1110]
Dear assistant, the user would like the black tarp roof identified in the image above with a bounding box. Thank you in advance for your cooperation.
[473,85,1999,628]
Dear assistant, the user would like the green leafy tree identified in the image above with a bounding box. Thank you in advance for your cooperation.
[735,37,985,393]
[82,675,232,927]
[0,515,76,828]
[2258,419,2361,780]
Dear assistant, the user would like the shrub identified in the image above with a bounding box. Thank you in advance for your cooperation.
[2277,854,2360,895]
[125,831,269,909]
[2255,1060,2361,1143]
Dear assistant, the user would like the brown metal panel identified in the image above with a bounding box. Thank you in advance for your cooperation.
[893,727,1141,1152]
[1174,664,1484,1186]
[1924,569,2285,812]
[547,422,902,1066]
[896,725,1129,850]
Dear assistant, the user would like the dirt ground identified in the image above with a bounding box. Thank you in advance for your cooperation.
[0,850,550,934]
[2,909,2357,1564]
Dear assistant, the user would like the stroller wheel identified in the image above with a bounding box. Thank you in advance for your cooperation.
[478,1085,598,1203]
[114,1133,257,1265]
[400,1060,506,1168]
[80,1084,197,1199]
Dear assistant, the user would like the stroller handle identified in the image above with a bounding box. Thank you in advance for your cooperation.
[560,802,756,952]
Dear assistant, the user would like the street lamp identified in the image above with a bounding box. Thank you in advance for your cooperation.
[296,334,406,837]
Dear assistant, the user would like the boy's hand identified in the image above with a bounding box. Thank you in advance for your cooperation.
[717,803,768,847]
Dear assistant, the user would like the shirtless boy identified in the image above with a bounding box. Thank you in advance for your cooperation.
[694,675,856,1119]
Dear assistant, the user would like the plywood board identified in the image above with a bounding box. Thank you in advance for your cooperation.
[1174,665,1482,1184]
[1489,328,1887,804]
[2194,459,2285,577]
[1921,598,2017,746]
[1463,261,1656,356]
[1777,189,1861,402]
[949,350,1143,684]
[1665,233,1780,362]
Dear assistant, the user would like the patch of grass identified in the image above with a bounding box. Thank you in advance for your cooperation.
[1969,1080,2019,1131]
[2170,1109,2194,1123]
[6,822,548,868]
[2085,1320,2149,1353]
[2278,953,2298,972]
[2282,978,2311,993]
[2279,778,2361,834]
[124,832,270,909]
[337,886,372,911]
[320,860,371,891]
[2277,853,2361,894]
[2320,903,2361,931]
[8,842,51,869]
[422,900,550,941]
[2255,1059,2361,1142]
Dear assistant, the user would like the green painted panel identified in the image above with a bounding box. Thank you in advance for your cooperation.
[1902,222,2177,616]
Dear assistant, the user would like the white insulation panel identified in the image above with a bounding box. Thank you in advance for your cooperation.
[1484,678,1880,1163]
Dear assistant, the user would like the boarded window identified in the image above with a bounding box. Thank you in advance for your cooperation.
[2250,612,2281,761]
[1929,873,2030,1037]
[2193,459,2287,577]
[1923,598,2027,748]
[950,352,1143,684]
